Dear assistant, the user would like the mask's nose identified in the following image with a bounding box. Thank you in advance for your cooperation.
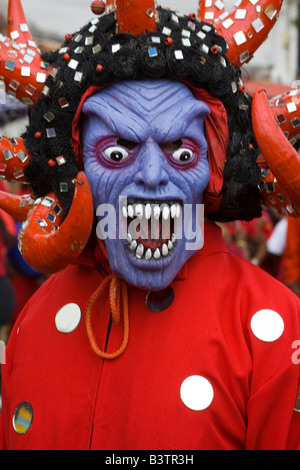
[134,141,169,189]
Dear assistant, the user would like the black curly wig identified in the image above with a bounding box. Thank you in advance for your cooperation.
[24,7,262,222]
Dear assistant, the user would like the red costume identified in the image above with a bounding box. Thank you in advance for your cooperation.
[1,223,299,450]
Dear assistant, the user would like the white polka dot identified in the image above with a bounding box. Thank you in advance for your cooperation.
[180,375,214,411]
[250,309,284,342]
[55,303,81,333]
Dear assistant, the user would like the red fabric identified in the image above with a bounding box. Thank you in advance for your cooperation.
[184,84,228,213]
[9,275,42,327]
[1,222,299,450]
[71,83,228,213]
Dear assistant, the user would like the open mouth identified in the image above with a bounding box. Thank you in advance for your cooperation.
[121,198,182,261]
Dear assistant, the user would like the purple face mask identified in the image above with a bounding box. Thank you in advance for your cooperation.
[82,80,210,290]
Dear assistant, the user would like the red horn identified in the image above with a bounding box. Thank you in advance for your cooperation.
[0,136,31,182]
[0,191,35,222]
[7,0,35,46]
[197,0,283,67]
[18,172,94,274]
[0,0,52,105]
[269,87,300,143]
[115,0,158,35]
[252,88,300,217]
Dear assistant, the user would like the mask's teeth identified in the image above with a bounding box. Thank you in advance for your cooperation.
[162,205,170,220]
[127,233,132,244]
[170,204,176,219]
[168,240,173,250]
[145,203,151,220]
[162,243,168,257]
[136,243,144,258]
[130,240,137,251]
[135,203,143,219]
[172,233,176,243]
[128,204,134,218]
[153,248,161,259]
[145,248,152,260]
[153,205,160,220]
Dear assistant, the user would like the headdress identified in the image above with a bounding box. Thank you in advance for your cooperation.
[0,0,299,274]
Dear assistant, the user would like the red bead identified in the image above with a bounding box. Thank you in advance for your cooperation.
[210,46,219,55]
[48,159,56,167]
[35,131,42,139]
[189,13,196,21]
[65,34,72,41]
[239,85,245,92]
[96,64,103,73]
[165,37,173,46]
[91,1,105,15]
[64,53,71,61]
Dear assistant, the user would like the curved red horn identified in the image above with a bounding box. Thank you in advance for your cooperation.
[0,136,31,182]
[0,0,52,105]
[18,172,94,274]
[253,88,300,217]
[269,88,300,143]
[7,0,35,46]
[197,0,283,67]
[0,191,35,222]
[115,0,158,35]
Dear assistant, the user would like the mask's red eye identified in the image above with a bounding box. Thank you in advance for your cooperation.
[171,148,194,163]
[104,146,129,162]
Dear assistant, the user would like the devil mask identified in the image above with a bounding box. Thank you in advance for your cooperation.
[82,80,210,290]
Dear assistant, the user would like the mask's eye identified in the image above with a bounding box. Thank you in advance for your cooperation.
[104,146,129,162]
[172,148,194,163]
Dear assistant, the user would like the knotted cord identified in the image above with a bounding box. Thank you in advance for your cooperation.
[86,273,129,359]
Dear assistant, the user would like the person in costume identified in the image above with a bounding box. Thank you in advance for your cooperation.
[0,0,299,450]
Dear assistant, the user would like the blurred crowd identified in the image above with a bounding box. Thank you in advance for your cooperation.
[217,210,300,297]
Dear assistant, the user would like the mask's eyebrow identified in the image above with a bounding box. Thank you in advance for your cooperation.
[151,99,210,143]
[82,96,149,142]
